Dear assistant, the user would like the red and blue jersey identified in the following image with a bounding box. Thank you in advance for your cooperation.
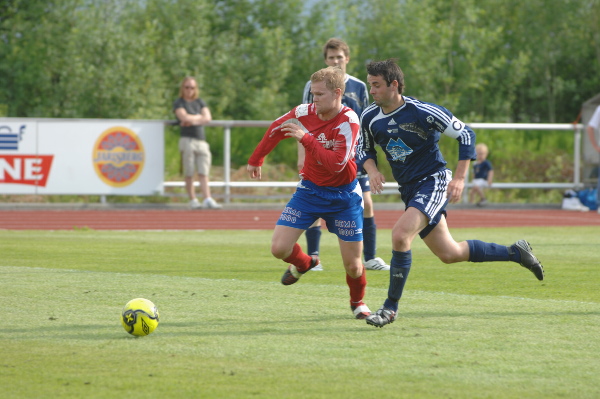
[248,103,360,187]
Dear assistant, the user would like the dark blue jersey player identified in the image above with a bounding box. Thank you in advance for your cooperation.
[357,59,545,328]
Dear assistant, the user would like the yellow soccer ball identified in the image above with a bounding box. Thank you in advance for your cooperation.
[121,298,160,336]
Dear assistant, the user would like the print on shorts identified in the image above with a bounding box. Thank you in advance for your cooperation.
[279,206,302,224]
[334,218,362,238]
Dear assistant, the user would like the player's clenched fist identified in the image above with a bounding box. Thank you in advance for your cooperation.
[247,164,261,180]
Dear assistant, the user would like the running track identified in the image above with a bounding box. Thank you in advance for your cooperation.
[2,207,599,230]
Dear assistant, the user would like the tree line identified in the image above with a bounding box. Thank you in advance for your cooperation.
[1,0,599,168]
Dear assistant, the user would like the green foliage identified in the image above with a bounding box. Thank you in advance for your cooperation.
[1,0,599,202]
[1,228,600,398]
[2,0,598,121]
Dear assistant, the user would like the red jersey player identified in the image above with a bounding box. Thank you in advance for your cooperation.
[247,66,371,320]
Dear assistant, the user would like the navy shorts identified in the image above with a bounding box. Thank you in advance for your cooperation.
[399,169,451,239]
[277,179,364,242]
[357,169,370,193]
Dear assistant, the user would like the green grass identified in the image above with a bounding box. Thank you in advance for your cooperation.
[1,227,599,398]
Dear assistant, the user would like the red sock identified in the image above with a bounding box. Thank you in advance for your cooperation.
[282,243,312,272]
[346,268,367,305]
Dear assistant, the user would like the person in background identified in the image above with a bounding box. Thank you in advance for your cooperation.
[358,59,544,328]
[586,104,600,214]
[247,66,371,320]
[299,38,389,272]
[469,143,494,206]
[173,76,221,209]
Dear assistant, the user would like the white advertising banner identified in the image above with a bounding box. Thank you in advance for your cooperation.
[0,118,164,195]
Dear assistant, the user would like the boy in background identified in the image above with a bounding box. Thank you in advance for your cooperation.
[469,143,494,206]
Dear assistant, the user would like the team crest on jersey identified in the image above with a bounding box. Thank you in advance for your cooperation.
[316,133,335,148]
[386,138,413,162]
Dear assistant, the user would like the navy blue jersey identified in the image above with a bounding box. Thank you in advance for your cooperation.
[303,74,369,117]
[473,160,493,179]
[357,96,476,185]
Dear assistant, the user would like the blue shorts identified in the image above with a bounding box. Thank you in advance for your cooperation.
[277,179,364,242]
[357,169,370,193]
[399,169,451,239]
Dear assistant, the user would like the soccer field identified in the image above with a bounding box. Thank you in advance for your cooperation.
[1,227,599,398]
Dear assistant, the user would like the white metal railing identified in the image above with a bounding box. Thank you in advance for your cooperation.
[165,121,586,203]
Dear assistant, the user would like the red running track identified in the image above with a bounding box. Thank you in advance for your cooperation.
[1,208,599,230]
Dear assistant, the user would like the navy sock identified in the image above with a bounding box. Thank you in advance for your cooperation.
[363,217,376,261]
[384,250,412,312]
[305,226,321,256]
[467,240,515,262]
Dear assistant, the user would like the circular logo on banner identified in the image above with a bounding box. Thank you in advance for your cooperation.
[92,127,145,187]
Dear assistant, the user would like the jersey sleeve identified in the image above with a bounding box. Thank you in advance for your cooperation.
[355,108,378,169]
[247,108,304,167]
[453,125,476,161]
[350,81,369,117]
[359,82,369,114]
[425,103,476,162]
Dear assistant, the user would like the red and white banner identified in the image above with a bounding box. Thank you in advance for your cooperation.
[0,119,164,195]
